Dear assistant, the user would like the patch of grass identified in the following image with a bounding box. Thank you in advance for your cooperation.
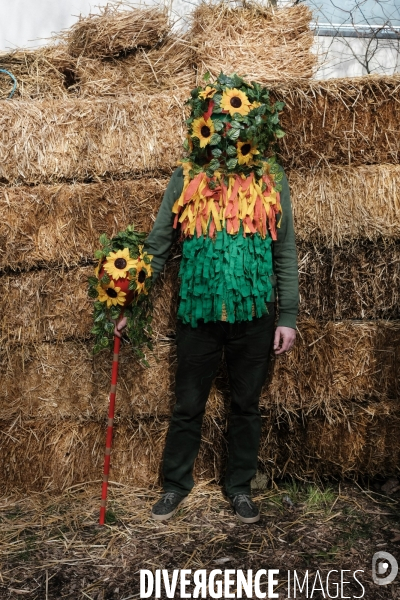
[278,481,337,510]
[336,517,374,549]
[105,509,118,525]
[282,480,304,504]
[304,484,336,509]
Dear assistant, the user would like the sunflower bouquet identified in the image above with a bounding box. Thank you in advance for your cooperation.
[88,225,153,359]
[183,72,285,182]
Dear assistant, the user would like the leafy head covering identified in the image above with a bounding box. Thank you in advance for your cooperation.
[183,72,285,180]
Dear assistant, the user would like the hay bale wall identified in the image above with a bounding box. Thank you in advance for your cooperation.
[1,79,399,184]
[2,400,400,494]
[1,2,400,493]
[1,319,398,423]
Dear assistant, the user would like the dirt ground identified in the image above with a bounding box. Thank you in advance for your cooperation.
[0,478,399,599]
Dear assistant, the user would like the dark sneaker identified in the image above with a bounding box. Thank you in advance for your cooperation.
[229,494,260,523]
[151,492,187,521]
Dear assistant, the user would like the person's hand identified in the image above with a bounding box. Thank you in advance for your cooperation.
[113,316,127,338]
[274,326,296,355]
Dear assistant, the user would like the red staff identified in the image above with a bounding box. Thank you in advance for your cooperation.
[99,315,124,525]
[97,258,132,526]
[91,241,152,525]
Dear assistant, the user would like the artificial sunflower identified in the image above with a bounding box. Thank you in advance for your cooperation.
[191,116,215,148]
[97,280,126,308]
[104,248,137,280]
[199,86,217,100]
[237,141,259,165]
[220,88,251,117]
[138,245,153,264]
[130,260,153,294]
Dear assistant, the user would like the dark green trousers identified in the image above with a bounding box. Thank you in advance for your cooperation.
[162,303,275,497]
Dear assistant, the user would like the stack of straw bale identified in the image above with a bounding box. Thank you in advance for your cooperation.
[1,2,400,493]
[0,4,194,100]
[1,78,399,184]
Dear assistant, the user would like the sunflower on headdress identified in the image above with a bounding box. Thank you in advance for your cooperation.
[97,280,126,308]
[191,116,215,148]
[220,88,251,117]
[199,86,217,100]
[237,141,259,165]
[104,248,137,280]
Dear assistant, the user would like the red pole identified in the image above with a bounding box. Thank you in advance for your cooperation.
[99,330,122,525]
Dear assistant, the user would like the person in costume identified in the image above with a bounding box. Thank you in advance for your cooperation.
[115,73,298,523]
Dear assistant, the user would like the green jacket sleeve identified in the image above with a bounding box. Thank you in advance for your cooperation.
[273,167,299,329]
[143,167,184,279]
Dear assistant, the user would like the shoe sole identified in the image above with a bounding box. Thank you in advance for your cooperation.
[234,511,260,524]
[151,496,188,521]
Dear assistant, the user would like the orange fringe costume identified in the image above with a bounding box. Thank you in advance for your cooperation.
[172,162,282,240]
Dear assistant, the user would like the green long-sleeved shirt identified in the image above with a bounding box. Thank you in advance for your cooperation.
[144,166,299,329]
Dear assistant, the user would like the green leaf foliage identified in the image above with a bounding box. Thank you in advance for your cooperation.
[209,133,221,146]
[183,72,286,180]
[88,224,153,365]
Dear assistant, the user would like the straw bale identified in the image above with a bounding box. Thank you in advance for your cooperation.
[0,179,168,271]
[191,3,316,84]
[298,240,400,321]
[263,319,400,415]
[289,164,400,244]
[0,257,180,344]
[2,164,399,272]
[64,4,169,59]
[0,266,93,344]
[0,336,225,423]
[0,46,76,100]
[1,318,398,422]
[2,399,400,492]
[0,417,163,493]
[76,35,195,96]
[0,340,175,421]
[0,415,223,493]
[2,240,399,343]
[1,77,399,184]
[274,76,400,169]
[258,400,400,481]
[0,94,186,185]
